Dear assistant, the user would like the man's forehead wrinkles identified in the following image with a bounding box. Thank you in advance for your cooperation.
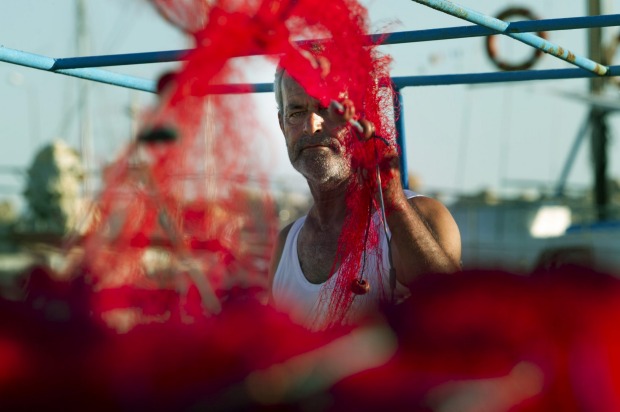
[285,90,308,103]
[286,87,312,101]
[285,103,306,114]
[286,101,305,109]
[284,92,319,112]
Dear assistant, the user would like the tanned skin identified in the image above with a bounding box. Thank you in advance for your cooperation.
[268,74,461,299]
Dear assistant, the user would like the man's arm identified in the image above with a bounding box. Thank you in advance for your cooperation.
[324,102,461,287]
[266,222,294,304]
[383,171,462,287]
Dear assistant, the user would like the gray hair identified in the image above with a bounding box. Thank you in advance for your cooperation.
[274,64,285,112]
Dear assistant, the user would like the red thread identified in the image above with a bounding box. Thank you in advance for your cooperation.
[66,0,396,329]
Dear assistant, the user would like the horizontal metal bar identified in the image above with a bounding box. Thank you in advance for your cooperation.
[379,14,620,44]
[5,44,620,93]
[203,83,275,94]
[191,66,620,93]
[52,49,190,70]
[58,67,156,92]
[412,0,608,75]
[0,45,156,92]
[46,14,620,69]
[0,44,55,70]
[208,65,620,90]
[392,65,620,87]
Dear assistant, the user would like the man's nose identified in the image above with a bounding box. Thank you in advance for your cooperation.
[304,112,324,135]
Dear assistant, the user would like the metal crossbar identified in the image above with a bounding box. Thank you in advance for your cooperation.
[0,46,155,92]
[3,41,620,94]
[45,14,620,69]
[1,13,619,92]
[2,3,618,189]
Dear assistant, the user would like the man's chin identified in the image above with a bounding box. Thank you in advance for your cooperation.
[294,160,351,187]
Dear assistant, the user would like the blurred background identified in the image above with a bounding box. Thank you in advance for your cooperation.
[0,0,619,280]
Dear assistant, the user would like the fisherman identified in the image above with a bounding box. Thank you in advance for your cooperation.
[268,65,462,329]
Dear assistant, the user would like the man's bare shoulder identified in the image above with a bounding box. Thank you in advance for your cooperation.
[408,195,462,266]
[267,220,298,300]
[275,221,296,251]
[407,195,449,218]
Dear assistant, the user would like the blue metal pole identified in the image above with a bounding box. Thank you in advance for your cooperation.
[52,50,190,70]
[4,44,620,93]
[555,114,591,197]
[392,65,620,88]
[377,14,620,45]
[411,0,608,76]
[203,83,275,94]
[45,15,620,69]
[60,68,155,92]
[394,88,409,189]
[0,45,156,92]
[207,64,620,91]
[0,45,55,70]
[234,64,620,91]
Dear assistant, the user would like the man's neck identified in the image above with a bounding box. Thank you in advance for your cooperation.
[306,180,350,230]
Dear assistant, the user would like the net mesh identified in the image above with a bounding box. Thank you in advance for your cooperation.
[68,0,396,329]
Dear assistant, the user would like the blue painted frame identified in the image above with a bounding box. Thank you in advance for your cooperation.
[2,5,618,188]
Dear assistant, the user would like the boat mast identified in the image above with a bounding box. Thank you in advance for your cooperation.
[76,0,93,197]
[588,0,609,221]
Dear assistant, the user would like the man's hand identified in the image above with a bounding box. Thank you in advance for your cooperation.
[329,98,462,286]
[329,98,408,210]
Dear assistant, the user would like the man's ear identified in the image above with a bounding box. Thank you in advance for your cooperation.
[278,111,285,134]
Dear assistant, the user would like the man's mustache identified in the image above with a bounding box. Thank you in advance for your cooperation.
[295,136,343,153]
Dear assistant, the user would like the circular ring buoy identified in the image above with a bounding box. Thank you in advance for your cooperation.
[486,7,547,71]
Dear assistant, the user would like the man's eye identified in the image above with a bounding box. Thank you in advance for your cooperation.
[288,110,306,123]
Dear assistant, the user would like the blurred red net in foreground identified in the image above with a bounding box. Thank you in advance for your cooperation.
[3,266,620,411]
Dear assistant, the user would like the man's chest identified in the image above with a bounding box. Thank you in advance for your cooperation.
[296,227,341,285]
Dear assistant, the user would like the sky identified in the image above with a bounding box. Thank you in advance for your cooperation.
[1,0,620,210]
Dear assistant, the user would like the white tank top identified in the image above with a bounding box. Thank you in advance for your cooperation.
[272,191,417,329]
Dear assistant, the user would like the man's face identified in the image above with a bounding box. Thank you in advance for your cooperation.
[278,74,351,187]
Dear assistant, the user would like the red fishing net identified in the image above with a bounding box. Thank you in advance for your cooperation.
[61,0,396,328]
[5,2,620,409]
